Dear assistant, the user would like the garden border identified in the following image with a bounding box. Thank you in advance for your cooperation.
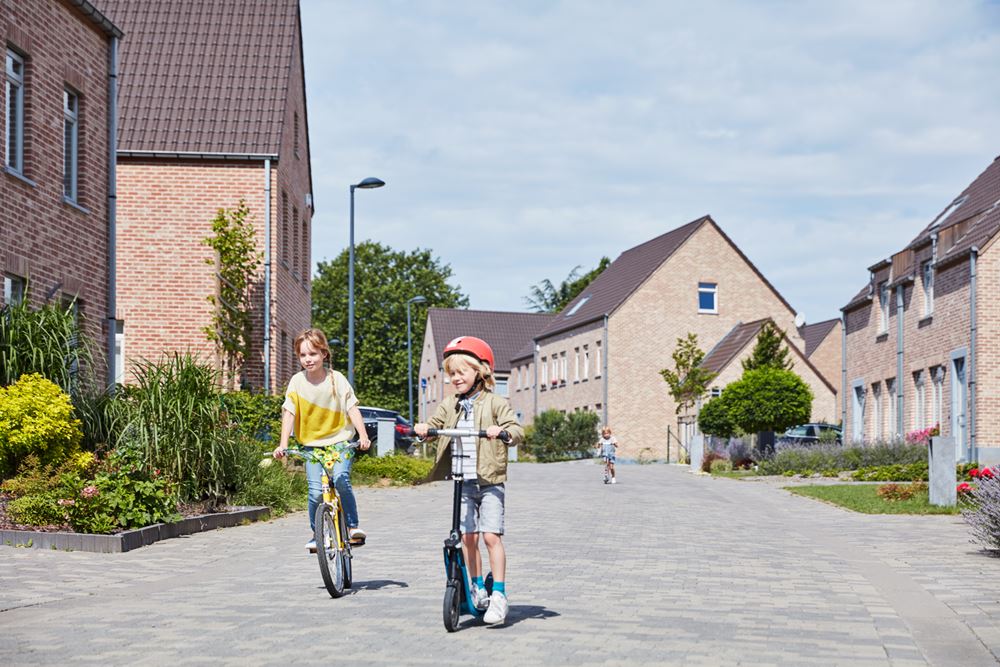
[0,506,270,553]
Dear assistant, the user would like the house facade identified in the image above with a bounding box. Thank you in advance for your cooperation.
[508,216,840,460]
[843,155,1000,464]
[104,0,313,391]
[417,308,552,422]
[1,0,121,386]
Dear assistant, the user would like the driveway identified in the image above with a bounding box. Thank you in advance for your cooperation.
[2,462,998,666]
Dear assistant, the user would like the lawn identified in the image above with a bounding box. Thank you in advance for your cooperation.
[786,484,961,515]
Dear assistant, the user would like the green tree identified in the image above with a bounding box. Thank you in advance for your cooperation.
[697,395,736,438]
[524,257,610,313]
[311,241,468,412]
[723,367,812,434]
[742,321,793,372]
[202,200,262,388]
[523,409,599,462]
[659,333,716,414]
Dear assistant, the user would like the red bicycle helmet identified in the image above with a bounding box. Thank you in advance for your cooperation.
[443,336,495,371]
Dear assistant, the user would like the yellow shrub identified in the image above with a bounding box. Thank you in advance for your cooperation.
[0,373,82,478]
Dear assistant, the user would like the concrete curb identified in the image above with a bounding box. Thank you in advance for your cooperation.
[0,506,270,553]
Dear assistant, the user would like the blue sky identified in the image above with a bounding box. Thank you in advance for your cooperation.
[301,0,1000,325]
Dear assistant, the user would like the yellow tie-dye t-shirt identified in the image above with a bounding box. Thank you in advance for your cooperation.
[282,370,359,447]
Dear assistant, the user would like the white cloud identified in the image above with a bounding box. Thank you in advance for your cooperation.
[301,0,1000,321]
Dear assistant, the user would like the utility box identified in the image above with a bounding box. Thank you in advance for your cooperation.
[929,436,957,506]
[689,433,704,473]
[376,417,395,457]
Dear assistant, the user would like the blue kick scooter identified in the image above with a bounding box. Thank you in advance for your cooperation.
[423,427,510,632]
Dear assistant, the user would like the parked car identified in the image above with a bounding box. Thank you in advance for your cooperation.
[778,423,842,446]
[357,406,416,454]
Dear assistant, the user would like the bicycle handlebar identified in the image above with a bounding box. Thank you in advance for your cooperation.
[415,428,511,443]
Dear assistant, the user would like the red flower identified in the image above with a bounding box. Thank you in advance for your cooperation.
[982,467,995,479]
[970,468,981,479]
[957,482,973,494]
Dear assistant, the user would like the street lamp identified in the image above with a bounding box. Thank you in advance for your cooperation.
[407,295,427,424]
[348,177,385,388]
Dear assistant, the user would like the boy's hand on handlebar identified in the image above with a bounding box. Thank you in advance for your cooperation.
[485,425,503,439]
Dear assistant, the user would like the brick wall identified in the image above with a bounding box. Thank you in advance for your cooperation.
[976,239,1000,455]
[807,320,844,415]
[1,0,113,382]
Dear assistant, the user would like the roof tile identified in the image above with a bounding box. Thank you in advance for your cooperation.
[427,309,554,374]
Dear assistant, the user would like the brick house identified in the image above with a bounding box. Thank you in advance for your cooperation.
[842,155,1000,464]
[2,0,121,386]
[417,308,553,422]
[678,318,838,433]
[798,317,843,414]
[504,215,840,460]
[103,0,313,391]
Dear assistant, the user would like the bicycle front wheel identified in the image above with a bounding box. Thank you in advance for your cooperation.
[315,504,347,598]
[338,504,353,589]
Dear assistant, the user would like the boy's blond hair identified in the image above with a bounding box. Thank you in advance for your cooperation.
[444,353,496,391]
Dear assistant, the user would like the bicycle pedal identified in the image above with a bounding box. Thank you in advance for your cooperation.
[350,537,366,546]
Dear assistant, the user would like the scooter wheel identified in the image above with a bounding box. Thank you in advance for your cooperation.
[443,582,461,632]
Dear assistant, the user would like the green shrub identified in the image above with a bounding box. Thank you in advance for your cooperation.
[756,442,926,476]
[229,436,307,514]
[221,391,285,444]
[851,462,928,482]
[523,409,600,462]
[877,482,927,502]
[0,374,82,478]
[709,458,733,474]
[6,493,65,526]
[353,452,433,485]
[0,298,93,394]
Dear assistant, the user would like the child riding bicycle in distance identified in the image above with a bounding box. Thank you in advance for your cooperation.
[414,336,523,625]
[597,426,618,484]
[273,328,371,551]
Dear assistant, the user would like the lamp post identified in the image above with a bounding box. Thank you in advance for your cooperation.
[407,295,427,424]
[348,177,385,388]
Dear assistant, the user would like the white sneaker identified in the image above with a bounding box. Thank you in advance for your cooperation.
[472,584,489,609]
[611,477,617,484]
[350,527,367,541]
[483,591,508,624]
[305,539,317,552]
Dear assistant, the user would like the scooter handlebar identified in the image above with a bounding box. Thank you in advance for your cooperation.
[413,428,511,443]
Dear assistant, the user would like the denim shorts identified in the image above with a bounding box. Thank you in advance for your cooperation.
[461,480,505,535]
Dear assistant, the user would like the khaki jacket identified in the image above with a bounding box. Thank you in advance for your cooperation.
[425,391,524,485]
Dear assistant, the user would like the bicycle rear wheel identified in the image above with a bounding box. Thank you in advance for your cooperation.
[315,504,347,598]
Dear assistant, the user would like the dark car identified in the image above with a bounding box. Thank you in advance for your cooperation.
[778,423,842,446]
[358,406,416,454]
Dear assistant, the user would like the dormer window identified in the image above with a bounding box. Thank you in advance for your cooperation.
[565,295,589,317]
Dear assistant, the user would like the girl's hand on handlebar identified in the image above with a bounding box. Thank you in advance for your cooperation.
[272,444,288,459]
[358,438,372,451]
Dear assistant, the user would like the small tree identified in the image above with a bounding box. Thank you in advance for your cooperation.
[660,333,716,414]
[723,367,812,435]
[742,321,793,372]
[698,395,736,439]
[202,200,262,388]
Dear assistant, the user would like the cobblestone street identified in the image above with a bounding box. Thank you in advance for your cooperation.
[2,462,999,666]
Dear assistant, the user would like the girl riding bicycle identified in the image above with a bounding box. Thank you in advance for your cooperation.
[273,328,371,551]
[414,336,523,625]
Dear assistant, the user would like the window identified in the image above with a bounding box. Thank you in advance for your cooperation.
[886,378,896,438]
[582,345,590,379]
[913,371,925,430]
[595,342,602,376]
[6,49,25,173]
[301,216,309,283]
[541,357,548,386]
[573,348,580,381]
[931,367,944,428]
[292,206,299,276]
[281,192,289,267]
[698,282,717,313]
[710,387,721,398]
[293,111,300,159]
[872,382,883,440]
[114,321,125,385]
[495,377,509,397]
[878,281,889,334]
[565,295,589,317]
[63,88,79,201]
[3,273,25,305]
[851,382,866,443]
[560,352,567,383]
[922,261,934,316]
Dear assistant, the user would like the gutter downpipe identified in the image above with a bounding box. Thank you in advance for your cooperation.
[841,311,847,432]
[896,284,904,438]
[602,314,609,425]
[969,247,978,461]
[532,342,539,419]
[105,36,119,392]
[263,159,272,393]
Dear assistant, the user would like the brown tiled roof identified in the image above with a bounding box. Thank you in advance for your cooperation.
[700,320,767,375]
[798,318,839,357]
[427,309,553,374]
[844,155,1000,310]
[102,0,299,155]
[533,215,797,342]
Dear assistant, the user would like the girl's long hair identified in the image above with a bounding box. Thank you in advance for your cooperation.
[293,328,339,398]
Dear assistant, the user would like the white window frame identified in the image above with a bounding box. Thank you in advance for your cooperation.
[886,378,896,438]
[63,88,79,201]
[114,321,125,385]
[872,382,883,440]
[878,281,889,334]
[573,348,580,382]
[595,342,602,377]
[698,282,718,314]
[913,371,925,430]
[582,345,590,379]
[922,261,934,317]
[495,377,509,397]
[931,368,944,427]
[3,273,25,305]
[6,49,25,173]
[541,357,548,386]
[560,352,567,383]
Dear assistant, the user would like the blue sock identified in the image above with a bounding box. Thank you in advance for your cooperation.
[473,576,484,588]
[493,581,505,596]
